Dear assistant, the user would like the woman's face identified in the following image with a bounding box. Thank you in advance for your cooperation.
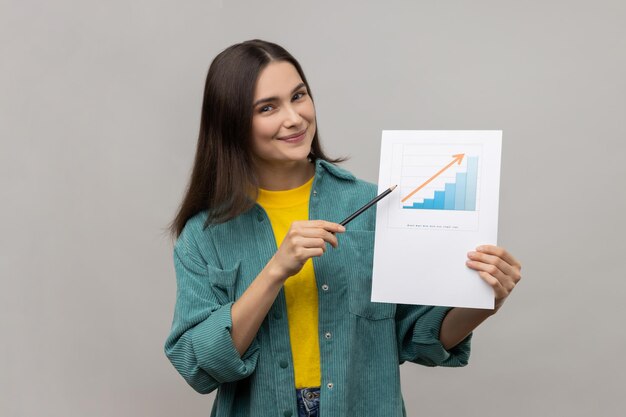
[250,61,316,168]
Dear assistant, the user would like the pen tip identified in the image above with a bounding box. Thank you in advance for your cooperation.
[390,184,397,191]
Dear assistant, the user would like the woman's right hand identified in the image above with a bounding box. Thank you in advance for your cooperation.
[269,220,345,281]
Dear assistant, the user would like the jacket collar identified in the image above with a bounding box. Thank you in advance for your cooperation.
[315,159,356,181]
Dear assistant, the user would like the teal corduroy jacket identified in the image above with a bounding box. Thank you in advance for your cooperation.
[164,159,471,417]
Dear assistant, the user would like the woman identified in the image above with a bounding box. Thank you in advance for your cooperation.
[164,39,521,417]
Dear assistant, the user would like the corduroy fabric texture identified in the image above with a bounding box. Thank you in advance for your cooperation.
[164,159,472,417]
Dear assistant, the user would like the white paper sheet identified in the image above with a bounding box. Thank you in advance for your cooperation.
[372,130,502,309]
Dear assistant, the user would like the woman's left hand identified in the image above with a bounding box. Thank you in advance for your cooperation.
[466,245,522,312]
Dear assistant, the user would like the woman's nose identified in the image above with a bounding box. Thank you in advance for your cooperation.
[282,104,303,127]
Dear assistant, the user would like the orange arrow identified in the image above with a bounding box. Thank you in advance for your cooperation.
[401,154,465,203]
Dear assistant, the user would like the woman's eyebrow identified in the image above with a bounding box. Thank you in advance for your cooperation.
[253,82,306,107]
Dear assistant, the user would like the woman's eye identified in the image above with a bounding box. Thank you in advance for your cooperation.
[292,91,306,101]
[259,105,274,113]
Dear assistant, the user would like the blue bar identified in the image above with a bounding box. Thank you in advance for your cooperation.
[433,191,445,209]
[454,173,466,210]
[444,183,456,210]
[423,199,434,209]
[403,202,423,209]
[464,156,478,211]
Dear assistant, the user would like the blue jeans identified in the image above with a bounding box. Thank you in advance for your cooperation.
[296,387,320,417]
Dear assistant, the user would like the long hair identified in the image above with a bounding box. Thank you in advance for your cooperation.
[169,39,343,238]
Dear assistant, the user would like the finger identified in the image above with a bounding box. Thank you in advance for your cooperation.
[467,259,517,292]
[305,220,346,233]
[287,223,338,243]
[298,228,339,248]
[466,258,508,283]
[292,245,326,261]
[476,271,508,300]
[467,250,516,277]
[302,247,325,258]
[476,245,522,269]
[291,236,328,251]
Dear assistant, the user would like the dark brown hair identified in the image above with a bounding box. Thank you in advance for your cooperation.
[169,39,343,237]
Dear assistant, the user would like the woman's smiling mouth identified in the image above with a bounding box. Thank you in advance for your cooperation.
[277,129,307,143]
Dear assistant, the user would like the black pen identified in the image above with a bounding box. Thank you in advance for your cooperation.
[340,185,397,226]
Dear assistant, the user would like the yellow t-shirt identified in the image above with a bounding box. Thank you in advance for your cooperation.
[256,177,321,389]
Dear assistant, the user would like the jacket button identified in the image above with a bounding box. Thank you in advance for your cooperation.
[327,382,334,389]
[324,332,332,340]
[321,284,329,291]
[257,214,264,222]
[279,360,288,369]
[284,410,293,417]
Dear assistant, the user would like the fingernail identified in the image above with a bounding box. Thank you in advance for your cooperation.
[338,225,346,232]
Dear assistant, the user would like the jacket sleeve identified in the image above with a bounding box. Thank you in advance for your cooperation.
[395,304,471,367]
[164,226,260,394]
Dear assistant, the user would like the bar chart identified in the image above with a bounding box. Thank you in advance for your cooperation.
[402,156,479,211]
[384,139,486,231]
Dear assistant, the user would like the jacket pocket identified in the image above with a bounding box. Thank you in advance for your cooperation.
[341,231,395,320]
[206,261,240,305]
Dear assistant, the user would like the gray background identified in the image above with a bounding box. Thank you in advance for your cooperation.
[1,0,625,416]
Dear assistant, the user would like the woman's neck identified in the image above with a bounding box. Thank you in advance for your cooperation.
[255,160,315,191]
